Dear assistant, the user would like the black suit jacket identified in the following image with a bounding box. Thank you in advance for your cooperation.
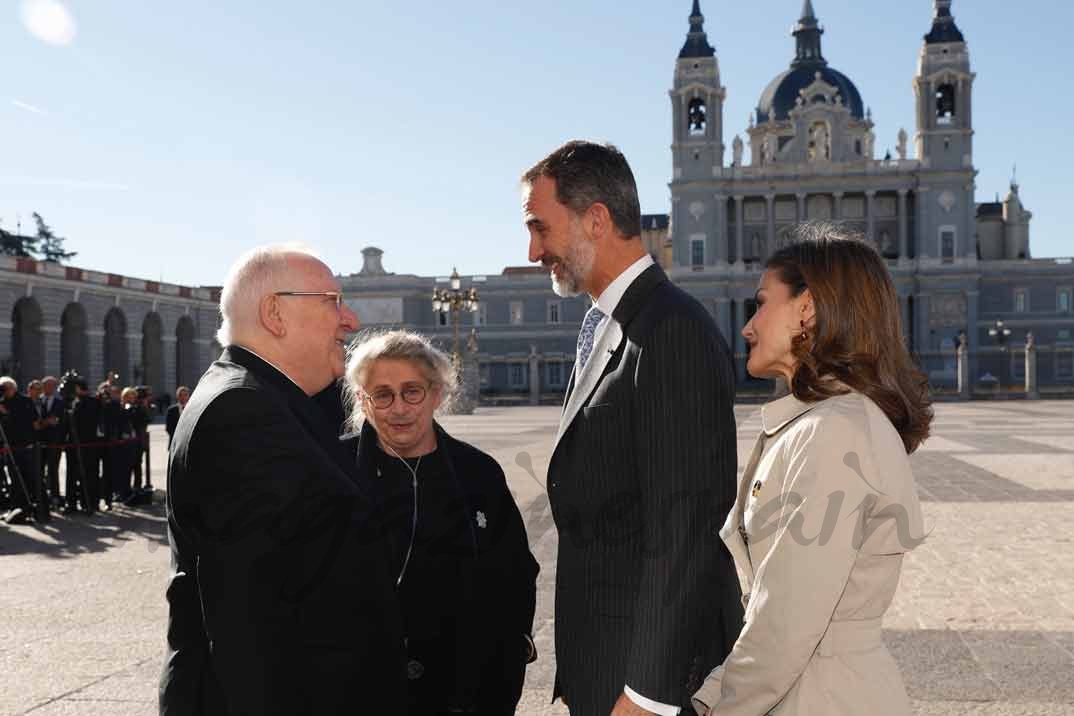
[165,404,182,445]
[41,394,66,443]
[548,264,743,715]
[159,346,407,715]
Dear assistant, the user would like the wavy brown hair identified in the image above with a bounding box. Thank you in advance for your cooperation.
[766,223,933,453]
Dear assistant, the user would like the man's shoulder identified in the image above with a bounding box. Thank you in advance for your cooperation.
[176,363,279,438]
[633,280,721,341]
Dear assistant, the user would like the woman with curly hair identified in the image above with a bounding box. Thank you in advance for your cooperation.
[692,224,932,716]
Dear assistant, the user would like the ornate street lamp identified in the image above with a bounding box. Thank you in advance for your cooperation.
[988,320,1012,350]
[432,267,480,363]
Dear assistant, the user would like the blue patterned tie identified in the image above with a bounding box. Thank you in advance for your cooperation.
[576,304,606,372]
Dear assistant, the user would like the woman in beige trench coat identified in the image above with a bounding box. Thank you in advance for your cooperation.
[692,224,933,716]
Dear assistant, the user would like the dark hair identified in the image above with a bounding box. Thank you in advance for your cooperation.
[767,223,933,454]
[522,140,642,238]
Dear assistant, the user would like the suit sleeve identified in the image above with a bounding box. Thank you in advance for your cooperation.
[183,387,311,715]
[625,315,738,703]
[699,412,877,716]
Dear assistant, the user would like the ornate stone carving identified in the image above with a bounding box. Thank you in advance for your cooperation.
[929,292,967,328]
[938,190,957,213]
[689,201,706,222]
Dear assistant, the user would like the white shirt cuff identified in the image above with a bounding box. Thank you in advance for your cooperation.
[624,685,681,715]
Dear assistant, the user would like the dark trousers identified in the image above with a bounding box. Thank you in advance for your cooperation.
[105,444,130,502]
[65,446,99,511]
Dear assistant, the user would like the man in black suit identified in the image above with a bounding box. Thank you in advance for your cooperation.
[164,386,189,448]
[40,376,66,506]
[159,246,407,715]
[521,141,743,716]
[1,377,41,521]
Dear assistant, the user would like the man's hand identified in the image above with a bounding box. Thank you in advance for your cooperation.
[611,692,657,716]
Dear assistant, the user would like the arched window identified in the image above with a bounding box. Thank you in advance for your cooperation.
[688,98,707,136]
[11,297,45,386]
[60,303,89,376]
[141,313,164,393]
[936,84,956,125]
[103,308,129,383]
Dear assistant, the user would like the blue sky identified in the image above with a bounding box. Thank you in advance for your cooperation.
[1,0,1069,287]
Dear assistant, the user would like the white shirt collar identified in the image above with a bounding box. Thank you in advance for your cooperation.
[594,254,655,317]
[235,344,307,394]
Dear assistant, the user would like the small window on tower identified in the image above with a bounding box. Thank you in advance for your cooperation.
[688,98,707,136]
[941,230,955,262]
[936,84,956,125]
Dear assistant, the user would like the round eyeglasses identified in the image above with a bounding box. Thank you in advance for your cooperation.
[364,384,428,410]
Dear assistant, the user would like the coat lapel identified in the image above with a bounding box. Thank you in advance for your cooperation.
[554,318,623,451]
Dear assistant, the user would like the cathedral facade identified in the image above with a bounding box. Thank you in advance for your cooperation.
[665,0,1073,392]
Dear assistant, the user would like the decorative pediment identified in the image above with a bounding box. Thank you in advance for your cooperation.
[798,71,841,108]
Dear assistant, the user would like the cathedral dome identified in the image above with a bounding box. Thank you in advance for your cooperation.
[755,66,864,123]
[755,1,865,124]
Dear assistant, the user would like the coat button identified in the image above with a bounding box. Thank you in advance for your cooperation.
[407,659,425,680]
[741,593,750,609]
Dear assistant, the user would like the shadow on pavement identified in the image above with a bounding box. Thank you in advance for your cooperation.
[0,501,167,558]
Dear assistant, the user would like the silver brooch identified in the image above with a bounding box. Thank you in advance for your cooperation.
[476,511,488,529]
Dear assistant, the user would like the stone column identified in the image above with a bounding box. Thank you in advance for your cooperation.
[865,190,877,245]
[957,332,970,400]
[734,195,745,266]
[713,194,727,264]
[832,192,844,221]
[1025,333,1039,400]
[966,290,979,388]
[914,294,930,359]
[796,193,807,223]
[528,345,541,406]
[897,189,909,260]
[765,194,776,258]
[916,188,930,258]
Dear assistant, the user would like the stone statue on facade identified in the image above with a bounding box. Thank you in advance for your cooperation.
[897,128,908,160]
[732,135,744,166]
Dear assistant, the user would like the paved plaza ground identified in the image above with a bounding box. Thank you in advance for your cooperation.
[1,401,1072,715]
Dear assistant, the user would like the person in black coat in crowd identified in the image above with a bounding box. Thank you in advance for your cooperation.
[344,329,540,716]
[164,386,190,449]
[40,376,67,506]
[160,246,406,715]
[0,377,39,518]
[99,383,131,506]
[123,387,152,491]
[65,379,102,513]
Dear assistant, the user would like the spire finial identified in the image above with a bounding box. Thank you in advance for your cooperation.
[791,0,826,68]
[925,0,964,44]
[679,0,715,58]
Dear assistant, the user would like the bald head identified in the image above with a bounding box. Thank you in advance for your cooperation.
[217,244,324,346]
[216,244,359,394]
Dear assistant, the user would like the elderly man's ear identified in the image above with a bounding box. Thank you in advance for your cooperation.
[259,294,287,338]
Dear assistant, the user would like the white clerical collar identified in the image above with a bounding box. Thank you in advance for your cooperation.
[237,345,307,394]
[593,254,654,317]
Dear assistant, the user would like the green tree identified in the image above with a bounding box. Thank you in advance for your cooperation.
[33,212,77,263]
[0,224,38,257]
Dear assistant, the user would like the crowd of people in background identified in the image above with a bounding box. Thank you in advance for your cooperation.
[0,372,191,523]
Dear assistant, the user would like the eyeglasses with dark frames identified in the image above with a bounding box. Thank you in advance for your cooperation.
[274,291,346,311]
[363,384,428,410]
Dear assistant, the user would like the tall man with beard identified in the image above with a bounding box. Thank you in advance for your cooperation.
[521,141,742,716]
[159,245,406,715]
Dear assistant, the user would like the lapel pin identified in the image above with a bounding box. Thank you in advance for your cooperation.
[752,480,763,498]
[476,511,488,529]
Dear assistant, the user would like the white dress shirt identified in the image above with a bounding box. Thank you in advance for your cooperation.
[587,254,680,716]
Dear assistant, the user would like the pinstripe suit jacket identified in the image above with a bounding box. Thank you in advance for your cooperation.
[548,264,743,715]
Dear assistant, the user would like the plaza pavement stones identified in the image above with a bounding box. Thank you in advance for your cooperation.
[1,403,1072,715]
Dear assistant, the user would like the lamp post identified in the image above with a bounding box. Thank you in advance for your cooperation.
[432,268,480,364]
[988,320,1012,349]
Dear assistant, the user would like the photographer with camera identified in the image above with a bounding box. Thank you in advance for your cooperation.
[62,373,100,514]
[1,376,41,523]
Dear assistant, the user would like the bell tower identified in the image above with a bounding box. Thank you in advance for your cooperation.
[914,0,977,260]
[670,0,726,267]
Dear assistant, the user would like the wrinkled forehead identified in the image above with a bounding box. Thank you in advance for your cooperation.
[363,357,433,388]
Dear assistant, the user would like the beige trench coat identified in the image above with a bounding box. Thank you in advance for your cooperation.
[692,390,924,716]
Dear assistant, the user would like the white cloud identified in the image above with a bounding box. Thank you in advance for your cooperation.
[21,0,77,47]
[12,99,47,115]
